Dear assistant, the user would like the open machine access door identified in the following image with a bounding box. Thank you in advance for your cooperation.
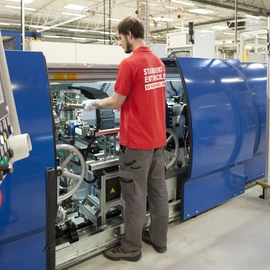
[177,58,259,220]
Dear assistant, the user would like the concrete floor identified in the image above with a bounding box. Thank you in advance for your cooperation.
[71,185,270,270]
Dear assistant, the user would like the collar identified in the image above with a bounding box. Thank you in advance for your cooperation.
[133,46,151,54]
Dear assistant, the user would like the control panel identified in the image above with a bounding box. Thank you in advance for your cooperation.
[0,31,32,184]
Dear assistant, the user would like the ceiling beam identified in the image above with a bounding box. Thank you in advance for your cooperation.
[191,0,270,16]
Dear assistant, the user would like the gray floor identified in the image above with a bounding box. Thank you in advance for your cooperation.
[71,185,270,270]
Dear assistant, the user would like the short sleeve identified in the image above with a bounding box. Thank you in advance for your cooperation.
[114,60,132,96]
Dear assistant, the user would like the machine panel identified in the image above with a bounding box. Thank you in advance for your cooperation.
[241,62,267,182]
[0,231,46,269]
[177,58,258,219]
[0,51,55,262]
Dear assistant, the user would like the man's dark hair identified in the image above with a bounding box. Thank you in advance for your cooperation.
[116,17,145,39]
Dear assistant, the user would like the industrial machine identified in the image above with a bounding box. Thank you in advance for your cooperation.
[0,49,267,270]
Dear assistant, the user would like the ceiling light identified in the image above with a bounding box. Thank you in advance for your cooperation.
[188,9,213,14]
[72,37,87,40]
[0,22,10,25]
[6,5,36,11]
[67,29,86,32]
[43,35,60,38]
[211,26,228,30]
[7,0,34,3]
[63,4,87,11]
[171,0,195,6]
[62,12,86,17]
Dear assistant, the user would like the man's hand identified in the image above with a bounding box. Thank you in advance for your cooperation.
[82,99,98,111]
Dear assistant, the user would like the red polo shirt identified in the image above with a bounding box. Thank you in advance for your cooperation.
[114,46,166,149]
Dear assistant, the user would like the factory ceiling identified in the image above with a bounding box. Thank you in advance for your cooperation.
[0,0,269,44]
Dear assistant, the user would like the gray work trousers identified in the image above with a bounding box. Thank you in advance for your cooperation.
[119,146,169,252]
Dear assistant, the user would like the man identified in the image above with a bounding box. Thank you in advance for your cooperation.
[82,16,168,262]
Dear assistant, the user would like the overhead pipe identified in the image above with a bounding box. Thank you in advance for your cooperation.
[21,0,25,50]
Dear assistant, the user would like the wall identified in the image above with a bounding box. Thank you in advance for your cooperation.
[25,41,129,64]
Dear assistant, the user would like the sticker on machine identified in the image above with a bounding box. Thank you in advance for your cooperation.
[145,81,165,91]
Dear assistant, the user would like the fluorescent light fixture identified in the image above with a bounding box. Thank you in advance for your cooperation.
[0,22,10,25]
[6,0,34,3]
[72,37,87,40]
[68,28,86,32]
[89,29,112,34]
[6,5,36,11]
[153,17,174,22]
[223,32,235,36]
[188,9,213,14]
[107,18,121,22]
[171,0,195,6]
[43,35,60,38]
[63,4,87,11]
[211,25,228,30]
[62,12,86,17]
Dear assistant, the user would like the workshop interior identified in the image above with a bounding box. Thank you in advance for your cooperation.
[0,0,269,267]
[0,31,267,269]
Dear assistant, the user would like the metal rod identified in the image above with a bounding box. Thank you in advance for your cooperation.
[45,167,56,270]
[21,0,25,51]
[109,0,112,44]
[265,15,270,200]
[234,0,238,43]
[104,0,106,45]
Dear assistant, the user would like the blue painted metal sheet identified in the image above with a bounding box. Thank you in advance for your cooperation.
[241,62,266,182]
[0,51,55,268]
[0,231,46,269]
[177,58,258,220]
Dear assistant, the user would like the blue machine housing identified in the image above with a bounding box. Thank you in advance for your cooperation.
[0,51,56,269]
[174,58,266,220]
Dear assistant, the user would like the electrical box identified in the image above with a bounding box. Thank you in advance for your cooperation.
[166,30,215,58]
